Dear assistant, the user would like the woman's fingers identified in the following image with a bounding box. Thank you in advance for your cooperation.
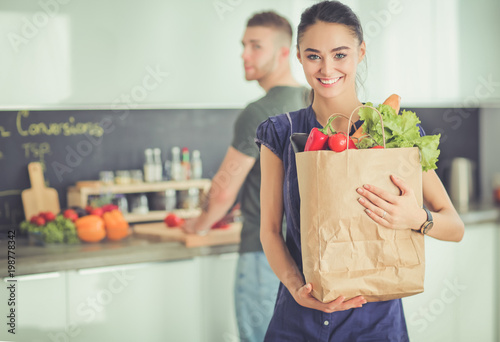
[296,284,367,313]
[390,174,412,195]
[357,184,396,206]
[357,196,389,221]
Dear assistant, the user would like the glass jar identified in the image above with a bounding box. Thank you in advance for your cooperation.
[150,189,177,211]
[115,170,131,185]
[178,188,200,209]
[99,171,114,185]
[129,193,149,214]
[130,169,144,183]
[113,194,129,213]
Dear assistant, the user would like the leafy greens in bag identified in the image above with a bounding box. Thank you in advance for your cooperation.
[357,103,440,172]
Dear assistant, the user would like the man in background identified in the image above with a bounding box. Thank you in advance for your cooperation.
[184,11,309,342]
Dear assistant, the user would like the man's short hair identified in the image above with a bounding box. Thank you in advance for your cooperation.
[246,11,293,45]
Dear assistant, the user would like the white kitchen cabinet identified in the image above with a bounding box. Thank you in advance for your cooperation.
[0,272,67,342]
[455,223,497,342]
[66,259,203,342]
[352,0,500,106]
[403,223,498,342]
[199,252,239,342]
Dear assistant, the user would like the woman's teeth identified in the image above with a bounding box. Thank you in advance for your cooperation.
[319,77,341,85]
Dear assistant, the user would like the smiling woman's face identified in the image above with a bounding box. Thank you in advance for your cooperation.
[297,21,365,100]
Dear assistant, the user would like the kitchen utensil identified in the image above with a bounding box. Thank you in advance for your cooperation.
[448,157,476,210]
[133,221,242,248]
[22,162,60,220]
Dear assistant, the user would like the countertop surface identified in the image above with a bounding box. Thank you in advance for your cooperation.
[2,202,498,278]
[2,233,239,278]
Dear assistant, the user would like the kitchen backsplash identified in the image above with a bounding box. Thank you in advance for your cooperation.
[0,106,490,230]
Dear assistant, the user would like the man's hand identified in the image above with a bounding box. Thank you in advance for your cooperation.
[181,218,210,235]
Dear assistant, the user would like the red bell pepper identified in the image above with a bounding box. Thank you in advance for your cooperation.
[304,117,337,151]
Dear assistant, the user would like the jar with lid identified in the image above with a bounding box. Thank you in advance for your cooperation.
[130,169,144,183]
[115,170,131,185]
[99,171,114,185]
[150,189,177,211]
[129,193,149,214]
[113,194,129,213]
[178,188,200,209]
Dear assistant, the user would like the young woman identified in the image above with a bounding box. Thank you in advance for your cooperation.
[255,1,464,340]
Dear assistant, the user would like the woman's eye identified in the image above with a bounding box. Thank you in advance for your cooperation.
[253,45,261,49]
[307,54,320,60]
[335,53,347,59]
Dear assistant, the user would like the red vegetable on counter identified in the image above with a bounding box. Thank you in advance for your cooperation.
[164,213,185,228]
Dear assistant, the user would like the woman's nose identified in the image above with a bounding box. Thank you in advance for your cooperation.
[321,57,335,75]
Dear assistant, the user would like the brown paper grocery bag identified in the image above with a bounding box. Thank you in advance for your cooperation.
[294,107,425,303]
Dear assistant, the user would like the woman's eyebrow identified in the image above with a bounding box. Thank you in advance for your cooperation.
[304,46,351,53]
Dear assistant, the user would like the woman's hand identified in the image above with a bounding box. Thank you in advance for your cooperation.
[356,174,427,231]
[292,283,366,313]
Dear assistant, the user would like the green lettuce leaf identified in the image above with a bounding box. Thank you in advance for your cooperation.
[357,103,441,171]
[414,134,441,171]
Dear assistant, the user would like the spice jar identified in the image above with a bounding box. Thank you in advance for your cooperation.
[99,171,114,185]
[150,189,177,211]
[130,169,144,183]
[115,170,131,185]
[178,188,200,209]
[129,193,149,214]
[113,194,129,213]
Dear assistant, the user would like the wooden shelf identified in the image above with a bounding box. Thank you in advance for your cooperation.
[124,209,201,223]
[67,179,211,224]
[68,179,211,196]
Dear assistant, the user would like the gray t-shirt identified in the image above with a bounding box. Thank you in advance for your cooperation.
[231,86,310,253]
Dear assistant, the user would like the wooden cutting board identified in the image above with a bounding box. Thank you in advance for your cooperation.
[21,162,60,220]
[133,221,242,248]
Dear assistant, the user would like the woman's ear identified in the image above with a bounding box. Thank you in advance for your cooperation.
[358,41,366,63]
[296,46,303,65]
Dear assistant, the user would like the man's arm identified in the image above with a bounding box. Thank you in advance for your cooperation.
[183,146,256,234]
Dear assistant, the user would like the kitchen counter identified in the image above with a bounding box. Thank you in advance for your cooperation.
[1,233,239,278]
[2,202,498,278]
[457,200,500,225]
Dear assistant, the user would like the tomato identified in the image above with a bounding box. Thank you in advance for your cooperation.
[164,213,185,228]
[85,205,94,214]
[328,133,357,152]
[370,145,384,149]
[40,211,56,222]
[63,209,79,222]
[101,204,118,213]
[30,215,39,224]
[35,216,46,226]
[90,207,104,217]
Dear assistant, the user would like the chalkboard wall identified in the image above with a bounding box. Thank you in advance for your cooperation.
[0,107,480,233]
[0,108,240,231]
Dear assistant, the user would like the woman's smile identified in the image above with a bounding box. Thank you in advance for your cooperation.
[317,76,343,87]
